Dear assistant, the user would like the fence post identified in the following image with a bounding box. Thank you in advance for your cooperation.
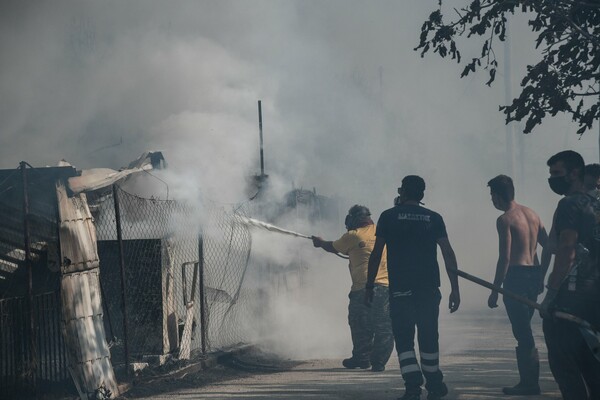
[113,185,130,374]
[20,161,36,391]
[198,233,207,355]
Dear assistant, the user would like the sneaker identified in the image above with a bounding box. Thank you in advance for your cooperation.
[371,364,385,372]
[398,391,421,400]
[342,357,370,369]
[426,383,448,400]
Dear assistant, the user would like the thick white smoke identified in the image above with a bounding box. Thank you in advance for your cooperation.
[1,0,597,359]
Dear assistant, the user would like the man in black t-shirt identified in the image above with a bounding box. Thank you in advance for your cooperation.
[366,175,460,400]
[541,150,600,399]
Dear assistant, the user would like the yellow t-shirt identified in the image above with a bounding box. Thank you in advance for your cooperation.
[332,224,389,291]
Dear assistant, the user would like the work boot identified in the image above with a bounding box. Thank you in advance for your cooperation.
[397,390,421,400]
[426,382,448,399]
[502,347,540,395]
[371,364,385,372]
[342,357,370,369]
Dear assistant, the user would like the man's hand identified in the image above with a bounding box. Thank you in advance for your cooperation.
[364,286,374,307]
[487,291,499,309]
[537,276,545,295]
[539,287,559,319]
[311,236,323,248]
[448,290,460,313]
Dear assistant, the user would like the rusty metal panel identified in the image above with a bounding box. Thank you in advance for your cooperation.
[0,292,69,399]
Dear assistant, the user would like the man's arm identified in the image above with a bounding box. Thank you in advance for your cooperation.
[492,217,511,288]
[311,236,338,254]
[537,222,548,249]
[487,217,510,308]
[437,237,460,312]
[365,236,385,305]
[546,229,577,290]
[540,228,577,318]
[538,223,552,294]
[367,237,385,286]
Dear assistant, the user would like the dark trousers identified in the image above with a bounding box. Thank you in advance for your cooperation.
[543,282,600,399]
[348,285,394,367]
[502,266,540,350]
[389,288,444,394]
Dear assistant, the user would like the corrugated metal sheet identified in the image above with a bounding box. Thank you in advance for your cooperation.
[56,183,118,399]
[57,191,100,274]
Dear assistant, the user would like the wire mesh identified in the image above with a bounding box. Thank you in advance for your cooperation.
[93,186,253,364]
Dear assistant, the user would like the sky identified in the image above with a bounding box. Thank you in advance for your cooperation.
[1,1,598,359]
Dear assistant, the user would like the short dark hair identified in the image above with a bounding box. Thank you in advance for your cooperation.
[487,175,514,203]
[400,175,425,202]
[585,163,600,179]
[547,150,585,180]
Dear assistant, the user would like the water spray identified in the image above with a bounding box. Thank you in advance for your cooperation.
[238,216,348,259]
[239,216,311,239]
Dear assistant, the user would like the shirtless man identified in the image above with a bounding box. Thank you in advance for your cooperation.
[487,175,549,396]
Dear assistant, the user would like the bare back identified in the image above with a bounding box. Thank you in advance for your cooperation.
[499,204,542,266]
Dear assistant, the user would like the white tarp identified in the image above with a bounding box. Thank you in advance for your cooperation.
[66,151,165,194]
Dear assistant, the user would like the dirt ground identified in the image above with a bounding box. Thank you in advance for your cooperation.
[117,312,563,400]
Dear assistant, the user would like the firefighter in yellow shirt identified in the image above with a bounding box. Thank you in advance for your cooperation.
[312,205,394,372]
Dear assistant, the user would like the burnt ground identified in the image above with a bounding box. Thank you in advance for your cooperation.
[115,312,565,399]
[116,350,304,399]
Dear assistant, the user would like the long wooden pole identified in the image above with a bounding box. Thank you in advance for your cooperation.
[453,269,599,332]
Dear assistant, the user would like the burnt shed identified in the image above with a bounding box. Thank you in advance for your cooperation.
[0,164,77,396]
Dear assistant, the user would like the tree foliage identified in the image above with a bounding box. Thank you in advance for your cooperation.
[415,0,600,134]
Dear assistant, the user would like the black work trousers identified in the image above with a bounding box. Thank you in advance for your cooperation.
[502,266,540,350]
[389,287,444,394]
[543,281,600,400]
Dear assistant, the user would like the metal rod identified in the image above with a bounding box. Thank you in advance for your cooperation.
[455,269,540,309]
[53,195,63,381]
[453,269,599,331]
[112,185,130,374]
[198,235,207,355]
[258,100,265,177]
[20,161,36,390]
[99,277,115,342]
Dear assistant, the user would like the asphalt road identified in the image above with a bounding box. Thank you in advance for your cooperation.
[121,312,562,399]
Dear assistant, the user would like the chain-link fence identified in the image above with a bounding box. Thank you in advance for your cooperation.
[93,186,253,366]
[1,165,257,396]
